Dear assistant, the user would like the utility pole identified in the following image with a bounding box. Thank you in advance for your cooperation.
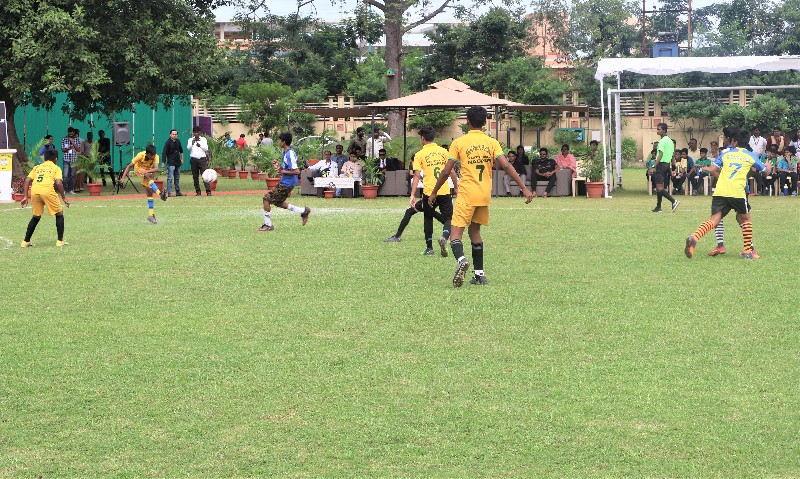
[640,1,693,57]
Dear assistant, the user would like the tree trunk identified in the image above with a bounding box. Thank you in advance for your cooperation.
[383,4,403,137]
[0,86,27,178]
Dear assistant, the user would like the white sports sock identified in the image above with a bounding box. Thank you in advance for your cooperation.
[457,256,466,263]
[287,204,304,214]
[263,211,272,226]
[475,269,485,276]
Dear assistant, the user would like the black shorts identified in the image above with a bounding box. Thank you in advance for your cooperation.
[652,162,671,185]
[423,193,453,219]
[711,196,750,216]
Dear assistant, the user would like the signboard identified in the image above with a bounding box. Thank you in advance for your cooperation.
[0,149,16,203]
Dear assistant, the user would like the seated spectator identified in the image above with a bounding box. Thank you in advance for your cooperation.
[646,149,657,194]
[776,145,798,195]
[532,147,558,198]
[690,147,711,195]
[307,150,338,181]
[340,152,364,178]
[515,145,530,166]
[332,144,348,171]
[554,144,577,177]
[236,134,247,150]
[708,140,721,160]
[375,148,388,189]
[760,148,778,195]
[503,150,527,197]
[671,149,687,194]
[353,146,366,161]
[789,127,800,158]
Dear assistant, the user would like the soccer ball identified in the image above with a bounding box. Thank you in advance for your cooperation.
[201,169,218,183]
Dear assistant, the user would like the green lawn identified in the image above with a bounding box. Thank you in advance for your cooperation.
[2,172,799,477]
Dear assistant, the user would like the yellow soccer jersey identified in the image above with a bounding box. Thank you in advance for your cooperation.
[27,161,63,195]
[413,143,453,196]
[713,148,763,199]
[131,151,159,175]
[449,130,503,206]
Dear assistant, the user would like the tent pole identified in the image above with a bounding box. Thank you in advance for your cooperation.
[606,86,613,197]
[600,77,610,199]
[519,111,523,147]
[370,110,376,158]
[615,73,623,189]
[403,109,407,168]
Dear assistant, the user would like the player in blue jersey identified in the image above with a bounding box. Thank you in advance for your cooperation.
[257,132,310,231]
[685,127,765,259]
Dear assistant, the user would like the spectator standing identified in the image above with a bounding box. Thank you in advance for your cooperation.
[187,126,212,197]
[554,144,577,178]
[223,132,235,148]
[749,127,767,157]
[97,130,115,187]
[767,127,786,154]
[162,129,184,197]
[365,129,391,158]
[347,127,366,155]
[257,133,273,147]
[788,128,800,158]
[708,140,721,160]
[646,149,657,194]
[79,131,95,185]
[532,148,558,198]
[236,134,247,150]
[61,127,81,194]
[37,135,57,163]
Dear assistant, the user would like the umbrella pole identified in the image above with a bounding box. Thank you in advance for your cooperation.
[519,111,523,147]
[403,108,407,169]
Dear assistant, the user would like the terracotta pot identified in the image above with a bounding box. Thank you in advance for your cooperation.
[214,167,223,175]
[307,159,319,166]
[210,180,217,191]
[585,181,605,198]
[221,168,229,176]
[12,192,25,202]
[323,189,335,198]
[86,183,103,196]
[154,179,165,191]
[238,170,249,179]
[227,170,237,179]
[265,177,280,189]
[250,171,260,180]
[361,184,379,199]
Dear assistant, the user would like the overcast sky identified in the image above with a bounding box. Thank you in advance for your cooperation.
[214,0,720,22]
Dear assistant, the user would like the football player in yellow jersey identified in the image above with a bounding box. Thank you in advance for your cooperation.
[428,106,533,287]
[685,127,765,260]
[410,126,459,257]
[20,149,70,247]
[119,145,167,224]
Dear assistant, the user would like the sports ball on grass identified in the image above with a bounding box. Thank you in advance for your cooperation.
[201,169,218,183]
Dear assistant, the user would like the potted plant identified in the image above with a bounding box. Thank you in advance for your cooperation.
[75,142,103,196]
[253,144,282,188]
[11,177,25,202]
[581,155,606,198]
[206,136,231,176]
[360,156,383,199]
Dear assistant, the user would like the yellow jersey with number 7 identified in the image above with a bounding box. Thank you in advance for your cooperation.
[413,142,453,196]
[713,147,763,199]
[448,130,503,206]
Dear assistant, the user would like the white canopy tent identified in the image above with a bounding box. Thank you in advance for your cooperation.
[595,55,800,198]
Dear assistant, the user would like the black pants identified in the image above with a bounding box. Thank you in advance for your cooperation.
[534,173,557,194]
[422,193,453,243]
[191,157,211,194]
[672,174,686,194]
[99,161,116,186]
[778,171,798,194]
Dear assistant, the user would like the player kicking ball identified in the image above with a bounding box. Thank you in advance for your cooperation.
[119,145,167,224]
[257,132,310,231]
[428,106,533,287]
[20,149,70,247]
[685,127,764,260]
[409,126,458,256]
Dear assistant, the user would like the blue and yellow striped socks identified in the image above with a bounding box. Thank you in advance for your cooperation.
[149,181,160,195]
[147,199,154,216]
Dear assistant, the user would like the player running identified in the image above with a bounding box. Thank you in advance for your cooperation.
[428,106,533,287]
[410,126,458,256]
[685,127,765,260]
[257,132,310,231]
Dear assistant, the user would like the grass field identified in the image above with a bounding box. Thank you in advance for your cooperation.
[2,171,799,477]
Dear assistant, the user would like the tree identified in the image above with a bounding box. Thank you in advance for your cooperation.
[345,54,389,103]
[0,0,219,176]
[237,82,294,136]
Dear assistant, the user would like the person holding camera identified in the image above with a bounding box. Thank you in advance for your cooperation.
[187,126,212,196]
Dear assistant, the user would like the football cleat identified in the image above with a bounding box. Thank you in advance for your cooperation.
[708,246,726,256]
[684,235,696,259]
[147,216,158,224]
[671,200,680,212]
[160,189,168,201]
[56,240,68,247]
[437,236,448,257]
[422,248,435,255]
[469,274,488,286]
[453,258,470,288]
[256,224,274,232]
[21,241,33,248]
[301,207,311,226]
[384,235,401,242]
